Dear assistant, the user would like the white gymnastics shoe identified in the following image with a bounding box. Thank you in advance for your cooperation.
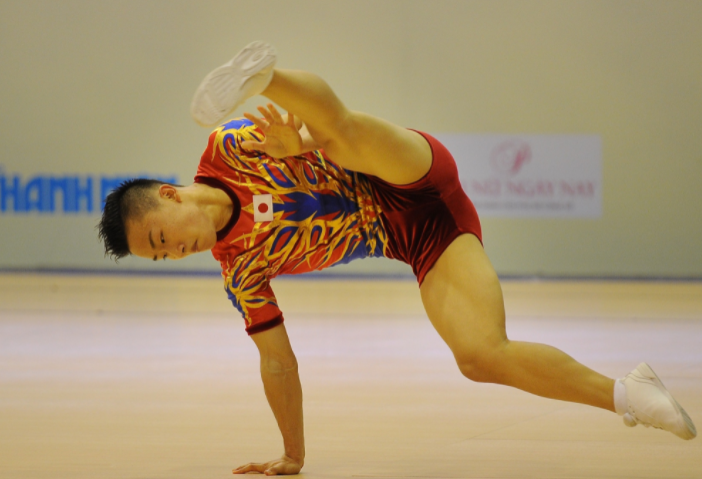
[190,41,277,127]
[618,363,696,440]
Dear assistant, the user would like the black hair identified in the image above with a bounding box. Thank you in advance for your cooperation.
[97,178,169,260]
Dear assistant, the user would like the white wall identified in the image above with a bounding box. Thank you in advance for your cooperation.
[1,0,700,277]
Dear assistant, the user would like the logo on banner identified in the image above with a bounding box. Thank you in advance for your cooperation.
[253,194,274,222]
[490,140,531,176]
[433,134,602,218]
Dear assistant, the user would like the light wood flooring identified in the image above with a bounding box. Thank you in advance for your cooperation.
[1,274,701,479]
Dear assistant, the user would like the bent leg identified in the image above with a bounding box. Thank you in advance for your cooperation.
[261,69,432,185]
[420,234,616,412]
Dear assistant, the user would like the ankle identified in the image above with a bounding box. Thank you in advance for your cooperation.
[261,69,281,97]
[613,378,627,415]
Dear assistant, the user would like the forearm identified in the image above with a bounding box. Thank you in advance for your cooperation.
[260,356,305,464]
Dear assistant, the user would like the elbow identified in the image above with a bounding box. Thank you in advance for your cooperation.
[260,353,298,375]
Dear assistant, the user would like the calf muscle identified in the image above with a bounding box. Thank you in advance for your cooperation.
[421,235,616,412]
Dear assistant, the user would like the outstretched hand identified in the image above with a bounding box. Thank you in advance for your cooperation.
[242,104,304,158]
[233,455,303,476]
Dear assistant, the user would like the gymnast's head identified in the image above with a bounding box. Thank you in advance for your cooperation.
[98,178,216,262]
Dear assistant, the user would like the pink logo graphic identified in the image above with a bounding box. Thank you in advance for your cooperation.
[490,140,531,176]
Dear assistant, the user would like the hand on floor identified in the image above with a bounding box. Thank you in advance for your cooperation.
[233,454,303,475]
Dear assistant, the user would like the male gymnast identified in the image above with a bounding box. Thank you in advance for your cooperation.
[98,41,696,475]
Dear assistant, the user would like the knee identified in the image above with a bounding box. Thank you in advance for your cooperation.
[454,341,509,383]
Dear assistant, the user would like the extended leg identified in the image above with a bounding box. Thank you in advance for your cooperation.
[420,234,616,411]
[261,69,432,185]
[190,42,431,185]
[262,67,616,409]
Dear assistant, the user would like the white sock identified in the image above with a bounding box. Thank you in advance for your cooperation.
[613,378,628,415]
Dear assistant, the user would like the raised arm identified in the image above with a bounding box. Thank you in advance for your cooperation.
[233,323,305,475]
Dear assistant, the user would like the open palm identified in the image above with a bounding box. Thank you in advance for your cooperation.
[242,104,304,158]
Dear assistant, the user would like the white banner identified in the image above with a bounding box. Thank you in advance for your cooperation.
[433,134,602,218]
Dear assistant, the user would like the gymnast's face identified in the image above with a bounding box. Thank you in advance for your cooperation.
[125,185,218,261]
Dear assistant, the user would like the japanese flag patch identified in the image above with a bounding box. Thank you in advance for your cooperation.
[253,194,274,222]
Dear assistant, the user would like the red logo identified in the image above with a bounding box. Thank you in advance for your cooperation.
[490,140,531,176]
[257,203,269,213]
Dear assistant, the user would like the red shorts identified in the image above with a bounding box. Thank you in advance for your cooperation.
[366,131,483,285]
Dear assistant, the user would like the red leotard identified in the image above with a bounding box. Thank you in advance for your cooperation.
[195,119,481,334]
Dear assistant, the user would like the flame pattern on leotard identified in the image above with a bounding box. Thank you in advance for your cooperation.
[195,118,387,333]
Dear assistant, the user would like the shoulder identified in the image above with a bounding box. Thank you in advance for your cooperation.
[196,118,266,178]
[209,118,264,154]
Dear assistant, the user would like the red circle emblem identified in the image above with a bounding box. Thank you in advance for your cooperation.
[258,203,269,213]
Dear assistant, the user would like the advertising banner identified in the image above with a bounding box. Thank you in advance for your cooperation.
[434,134,602,218]
[0,134,602,271]
[0,169,177,216]
[0,165,190,271]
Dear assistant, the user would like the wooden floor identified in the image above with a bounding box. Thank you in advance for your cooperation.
[1,274,701,478]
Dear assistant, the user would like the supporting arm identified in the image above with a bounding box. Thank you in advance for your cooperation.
[233,323,305,475]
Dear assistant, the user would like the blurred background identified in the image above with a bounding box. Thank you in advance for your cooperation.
[1,0,701,278]
[2,4,702,478]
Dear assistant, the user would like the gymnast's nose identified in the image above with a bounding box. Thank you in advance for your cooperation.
[166,243,186,260]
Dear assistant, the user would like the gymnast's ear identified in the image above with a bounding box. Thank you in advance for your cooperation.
[158,184,181,202]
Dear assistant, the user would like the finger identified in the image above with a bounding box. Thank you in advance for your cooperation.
[233,462,262,472]
[232,462,253,473]
[241,140,265,150]
[267,103,284,124]
[286,112,296,127]
[257,105,276,124]
[243,112,269,130]
[233,462,266,474]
